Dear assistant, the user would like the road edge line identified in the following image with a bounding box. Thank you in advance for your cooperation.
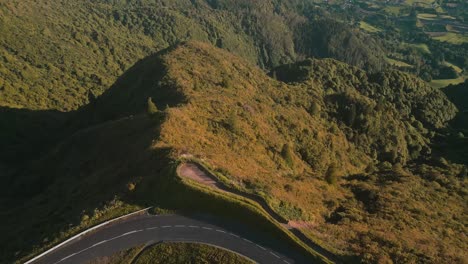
[24,207,151,264]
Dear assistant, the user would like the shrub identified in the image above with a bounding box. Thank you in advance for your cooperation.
[281,144,294,168]
[309,101,321,116]
[227,112,241,134]
[147,97,158,115]
[325,165,339,185]
[221,77,233,89]
[459,167,467,178]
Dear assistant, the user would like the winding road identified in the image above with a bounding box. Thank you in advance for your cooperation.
[178,162,337,263]
[28,213,298,264]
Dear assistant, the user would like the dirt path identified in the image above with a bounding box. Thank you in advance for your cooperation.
[177,162,339,263]
[178,163,221,189]
[178,163,288,224]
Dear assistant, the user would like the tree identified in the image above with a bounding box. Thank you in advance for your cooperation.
[221,77,233,89]
[346,103,357,126]
[147,97,158,115]
[325,164,339,185]
[272,70,278,80]
[309,101,321,116]
[281,143,294,168]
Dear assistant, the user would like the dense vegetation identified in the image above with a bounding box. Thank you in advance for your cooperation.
[2,39,467,264]
[0,0,391,112]
[1,1,467,264]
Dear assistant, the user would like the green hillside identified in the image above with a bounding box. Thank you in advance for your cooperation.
[0,0,386,111]
[3,42,466,264]
[1,1,467,263]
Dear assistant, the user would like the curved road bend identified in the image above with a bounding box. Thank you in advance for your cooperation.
[30,214,298,264]
[178,163,338,263]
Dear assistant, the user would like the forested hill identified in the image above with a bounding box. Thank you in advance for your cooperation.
[0,0,384,111]
[3,41,466,263]
[1,1,467,263]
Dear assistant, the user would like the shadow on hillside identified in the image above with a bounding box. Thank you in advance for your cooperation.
[74,45,186,129]
[433,81,468,165]
[0,47,188,262]
[1,113,166,263]
[0,107,71,165]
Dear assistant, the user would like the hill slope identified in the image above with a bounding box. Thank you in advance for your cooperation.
[0,0,386,111]
[99,41,465,262]
[3,42,466,264]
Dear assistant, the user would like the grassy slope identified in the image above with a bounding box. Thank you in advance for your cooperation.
[432,32,468,45]
[430,76,466,88]
[3,41,467,264]
[359,21,381,33]
[385,57,413,68]
[87,245,145,264]
[150,42,465,263]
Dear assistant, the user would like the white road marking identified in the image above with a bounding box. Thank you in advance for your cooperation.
[270,252,280,258]
[49,224,290,264]
[92,240,108,247]
[53,229,145,264]
[117,230,142,237]
[58,253,76,262]
[256,244,266,250]
[25,207,151,264]
[243,238,253,243]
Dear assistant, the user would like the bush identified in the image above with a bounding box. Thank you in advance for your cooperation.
[147,97,158,115]
[221,77,233,89]
[309,101,321,116]
[325,165,339,185]
[227,112,241,134]
[127,183,136,191]
[281,144,294,168]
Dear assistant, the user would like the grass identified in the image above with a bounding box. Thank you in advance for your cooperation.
[87,245,146,264]
[417,13,438,20]
[431,32,468,45]
[403,0,433,6]
[383,6,405,16]
[386,57,413,68]
[404,42,431,54]
[418,13,456,20]
[359,21,381,33]
[443,61,464,74]
[430,76,466,88]
[134,242,254,264]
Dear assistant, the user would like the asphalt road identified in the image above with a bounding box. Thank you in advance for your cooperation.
[30,214,298,264]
